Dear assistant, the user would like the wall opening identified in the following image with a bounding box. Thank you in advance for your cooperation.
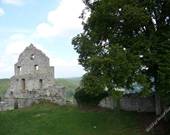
[34,65,39,71]
[10,91,13,96]
[17,66,22,72]
[21,79,26,90]
[14,99,18,109]
[30,54,35,60]
[39,79,43,89]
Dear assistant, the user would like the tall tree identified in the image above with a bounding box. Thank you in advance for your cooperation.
[72,0,170,105]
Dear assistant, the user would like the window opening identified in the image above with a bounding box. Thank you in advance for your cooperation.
[21,79,26,90]
[17,66,22,72]
[39,79,43,89]
[30,54,35,60]
[34,65,39,71]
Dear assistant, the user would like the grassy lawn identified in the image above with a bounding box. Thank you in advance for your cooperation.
[0,103,151,135]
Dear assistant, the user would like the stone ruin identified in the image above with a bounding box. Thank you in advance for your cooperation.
[0,44,66,111]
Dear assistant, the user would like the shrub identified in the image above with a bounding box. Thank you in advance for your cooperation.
[74,87,108,106]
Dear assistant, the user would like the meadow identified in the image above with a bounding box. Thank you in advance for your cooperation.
[0,103,151,135]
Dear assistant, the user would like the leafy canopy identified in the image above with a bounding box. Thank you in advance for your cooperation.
[72,0,170,104]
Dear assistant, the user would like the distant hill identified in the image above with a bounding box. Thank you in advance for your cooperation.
[0,78,81,100]
[0,79,10,96]
[56,77,81,101]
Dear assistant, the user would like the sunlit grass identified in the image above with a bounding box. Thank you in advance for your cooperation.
[0,103,150,135]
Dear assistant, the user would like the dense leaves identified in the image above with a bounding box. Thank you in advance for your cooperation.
[72,0,170,104]
[74,87,108,106]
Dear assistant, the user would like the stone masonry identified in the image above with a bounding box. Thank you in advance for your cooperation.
[98,95,155,112]
[0,44,66,111]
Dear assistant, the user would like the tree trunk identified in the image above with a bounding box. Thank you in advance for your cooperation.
[155,92,161,115]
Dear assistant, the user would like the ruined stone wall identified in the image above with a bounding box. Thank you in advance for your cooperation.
[8,74,55,92]
[5,45,57,97]
[3,44,66,109]
[1,89,66,112]
[98,97,117,109]
[98,95,155,112]
[120,95,155,112]
[15,45,53,77]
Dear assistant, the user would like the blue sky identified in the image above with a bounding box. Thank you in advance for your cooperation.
[0,0,86,78]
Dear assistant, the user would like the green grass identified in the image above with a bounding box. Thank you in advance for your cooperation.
[0,103,150,135]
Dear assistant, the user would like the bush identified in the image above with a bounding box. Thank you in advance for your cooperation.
[74,87,108,106]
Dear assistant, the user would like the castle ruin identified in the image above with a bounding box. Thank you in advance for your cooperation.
[0,44,66,111]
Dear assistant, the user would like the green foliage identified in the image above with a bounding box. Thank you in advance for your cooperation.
[0,103,152,135]
[74,87,108,106]
[81,73,106,95]
[111,90,123,100]
[72,0,170,104]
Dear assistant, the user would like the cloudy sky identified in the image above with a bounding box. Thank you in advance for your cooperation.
[0,0,86,78]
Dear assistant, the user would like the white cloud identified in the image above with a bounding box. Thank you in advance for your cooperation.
[5,40,29,57]
[50,56,85,78]
[35,0,85,38]
[0,8,5,16]
[0,58,4,67]
[0,0,86,78]
[1,0,25,5]
[0,33,85,78]
[0,34,31,78]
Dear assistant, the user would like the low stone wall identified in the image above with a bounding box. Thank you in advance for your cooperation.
[0,94,66,112]
[98,97,117,109]
[1,94,155,113]
[99,95,155,112]
[120,95,155,112]
[0,97,36,111]
[0,100,14,111]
